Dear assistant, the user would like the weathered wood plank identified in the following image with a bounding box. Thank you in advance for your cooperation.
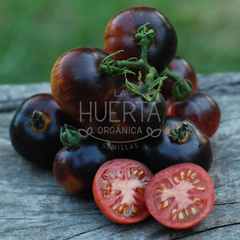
[1,73,240,239]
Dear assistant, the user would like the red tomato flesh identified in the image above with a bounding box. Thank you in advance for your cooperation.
[92,159,153,224]
[145,163,214,229]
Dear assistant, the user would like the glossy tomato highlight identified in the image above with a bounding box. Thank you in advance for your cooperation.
[145,163,215,229]
[92,159,153,224]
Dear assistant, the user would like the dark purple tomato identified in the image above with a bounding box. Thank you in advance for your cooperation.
[104,7,177,76]
[9,94,82,168]
[161,55,198,100]
[102,139,149,165]
[53,134,114,198]
[106,83,166,141]
[166,92,221,137]
[50,47,123,119]
[143,116,213,174]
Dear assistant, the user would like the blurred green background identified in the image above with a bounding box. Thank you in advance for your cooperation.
[1,0,239,84]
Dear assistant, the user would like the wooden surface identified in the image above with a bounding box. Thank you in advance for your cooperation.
[1,73,240,239]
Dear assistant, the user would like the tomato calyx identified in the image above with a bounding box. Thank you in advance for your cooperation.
[169,120,192,142]
[60,124,82,147]
[30,110,46,131]
[101,167,150,217]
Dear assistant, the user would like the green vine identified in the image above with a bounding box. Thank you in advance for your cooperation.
[101,22,193,101]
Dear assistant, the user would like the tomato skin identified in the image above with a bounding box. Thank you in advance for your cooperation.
[92,158,153,224]
[161,55,198,100]
[143,116,213,173]
[104,6,177,76]
[9,94,81,168]
[166,92,221,137]
[53,134,113,197]
[145,163,215,229]
[107,83,166,141]
[50,47,123,118]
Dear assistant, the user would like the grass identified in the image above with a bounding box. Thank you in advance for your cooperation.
[1,0,240,84]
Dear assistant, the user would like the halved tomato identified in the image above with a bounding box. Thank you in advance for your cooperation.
[145,163,215,229]
[92,159,153,224]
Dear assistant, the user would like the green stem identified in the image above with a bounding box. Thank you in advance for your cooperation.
[31,110,45,130]
[161,67,193,99]
[60,124,82,147]
[100,22,165,102]
[160,67,181,82]
[169,120,192,142]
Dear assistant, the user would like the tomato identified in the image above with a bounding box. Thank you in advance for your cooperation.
[50,47,123,119]
[104,7,178,76]
[166,92,221,137]
[145,163,215,229]
[92,159,153,224]
[53,134,113,197]
[161,55,198,100]
[143,116,213,173]
[106,82,166,141]
[9,93,81,168]
[104,140,149,165]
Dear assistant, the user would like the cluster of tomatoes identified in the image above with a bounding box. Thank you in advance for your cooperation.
[9,7,220,230]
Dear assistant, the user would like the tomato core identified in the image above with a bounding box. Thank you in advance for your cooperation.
[101,167,150,217]
[153,168,207,221]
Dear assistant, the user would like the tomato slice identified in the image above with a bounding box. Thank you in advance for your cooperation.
[145,163,215,229]
[92,159,153,224]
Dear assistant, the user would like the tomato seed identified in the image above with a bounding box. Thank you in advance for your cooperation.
[180,171,185,179]
[118,205,123,213]
[193,179,200,184]
[196,204,203,209]
[160,183,166,189]
[172,214,178,221]
[172,209,177,215]
[133,169,138,175]
[158,203,162,210]
[190,173,197,179]
[187,169,192,178]
[178,212,184,220]
[193,198,201,202]
[112,205,118,210]
[190,207,197,214]
[174,176,180,183]
[162,200,169,209]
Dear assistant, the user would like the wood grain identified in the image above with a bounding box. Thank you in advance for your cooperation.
[1,73,240,239]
